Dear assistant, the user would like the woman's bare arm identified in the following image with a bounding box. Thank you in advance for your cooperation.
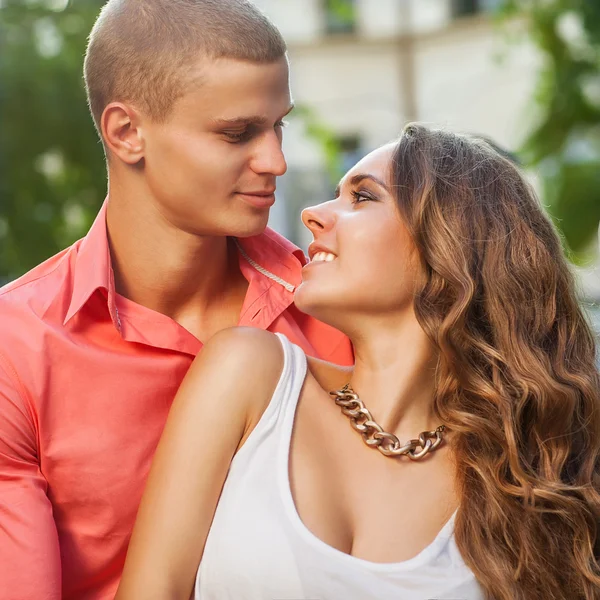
[115,327,284,600]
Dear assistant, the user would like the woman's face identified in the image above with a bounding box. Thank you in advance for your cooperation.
[295,144,420,329]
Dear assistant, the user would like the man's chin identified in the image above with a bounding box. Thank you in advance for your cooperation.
[231,215,270,238]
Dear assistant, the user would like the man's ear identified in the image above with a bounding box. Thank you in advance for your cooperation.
[101,102,145,165]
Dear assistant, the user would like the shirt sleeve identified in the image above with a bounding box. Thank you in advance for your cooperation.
[0,353,62,600]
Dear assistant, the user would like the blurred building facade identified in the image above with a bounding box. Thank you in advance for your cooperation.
[253,0,541,246]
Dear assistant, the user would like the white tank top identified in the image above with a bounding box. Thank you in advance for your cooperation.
[194,333,485,600]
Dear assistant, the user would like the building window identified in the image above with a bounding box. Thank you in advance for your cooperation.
[452,0,502,18]
[324,0,357,35]
[336,134,363,174]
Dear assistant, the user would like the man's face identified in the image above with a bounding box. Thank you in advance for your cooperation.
[140,56,292,238]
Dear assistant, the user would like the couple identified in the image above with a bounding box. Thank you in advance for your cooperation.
[0,1,599,599]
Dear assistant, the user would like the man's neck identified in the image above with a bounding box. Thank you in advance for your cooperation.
[106,195,249,341]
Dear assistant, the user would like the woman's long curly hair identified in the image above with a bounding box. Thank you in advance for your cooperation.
[392,124,600,599]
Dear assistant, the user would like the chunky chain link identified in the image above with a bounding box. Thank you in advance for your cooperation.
[329,384,446,460]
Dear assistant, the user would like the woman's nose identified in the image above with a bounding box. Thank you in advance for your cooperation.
[301,202,334,234]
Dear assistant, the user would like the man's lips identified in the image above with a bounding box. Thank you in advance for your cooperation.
[240,189,276,196]
[235,189,276,209]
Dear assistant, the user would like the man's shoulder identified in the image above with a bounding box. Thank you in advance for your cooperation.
[0,242,79,321]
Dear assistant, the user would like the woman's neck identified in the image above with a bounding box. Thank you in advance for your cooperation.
[347,314,440,440]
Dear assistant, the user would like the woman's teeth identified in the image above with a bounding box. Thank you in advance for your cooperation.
[312,252,336,263]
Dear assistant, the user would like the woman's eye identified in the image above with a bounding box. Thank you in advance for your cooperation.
[351,190,373,204]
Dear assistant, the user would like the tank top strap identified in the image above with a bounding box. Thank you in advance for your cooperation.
[271,333,307,459]
[273,333,308,430]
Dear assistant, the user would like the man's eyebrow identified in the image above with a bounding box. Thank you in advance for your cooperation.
[209,103,295,128]
[334,173,390,198]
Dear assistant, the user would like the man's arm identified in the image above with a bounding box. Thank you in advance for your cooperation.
[0,353,62,600]
[115,327,284,600]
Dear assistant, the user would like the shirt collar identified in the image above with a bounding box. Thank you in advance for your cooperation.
[64,200,119,327]
[235,227,307,293]
[64,200,307,327]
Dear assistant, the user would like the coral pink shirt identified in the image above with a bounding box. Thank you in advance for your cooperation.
[0,203,352,600]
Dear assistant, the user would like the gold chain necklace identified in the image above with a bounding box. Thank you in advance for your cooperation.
[329,384,446,460]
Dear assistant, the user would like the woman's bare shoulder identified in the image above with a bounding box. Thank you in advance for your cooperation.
[184,327,284,418]
[201,326,283,362]
[306,354,353,393]
[197,327,283,368]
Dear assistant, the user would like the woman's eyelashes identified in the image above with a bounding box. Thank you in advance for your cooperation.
[222,120,288,143]
[350,189,377,204]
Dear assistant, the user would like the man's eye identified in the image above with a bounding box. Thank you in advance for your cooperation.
[223,121,287,143]
[223,130,249,142]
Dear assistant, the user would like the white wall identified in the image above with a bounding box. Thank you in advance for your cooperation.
[254,0,454,40]
[278,19,540,167]
[414,19,542,148]
[252,0,323,43]
[284,41,406,168]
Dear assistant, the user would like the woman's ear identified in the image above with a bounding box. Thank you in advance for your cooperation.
[101,102,145,165]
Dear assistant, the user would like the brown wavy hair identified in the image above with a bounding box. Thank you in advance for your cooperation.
[392,124,600,599]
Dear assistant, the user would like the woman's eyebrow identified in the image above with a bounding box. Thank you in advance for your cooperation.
[334,173,390,197]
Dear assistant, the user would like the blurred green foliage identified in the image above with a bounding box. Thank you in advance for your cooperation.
[0,0,105,280]
[501,0,600,260]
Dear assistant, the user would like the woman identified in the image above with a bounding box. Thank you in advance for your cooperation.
[115,124,600,600]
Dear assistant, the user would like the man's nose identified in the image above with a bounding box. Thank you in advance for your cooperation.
[250,132,287,177]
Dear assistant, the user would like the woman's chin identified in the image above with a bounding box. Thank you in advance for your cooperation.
[293,283,341,325]
[292,283,314,315]
[294,282,327,317]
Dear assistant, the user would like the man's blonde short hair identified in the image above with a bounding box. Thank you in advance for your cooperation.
[84,0,287,135]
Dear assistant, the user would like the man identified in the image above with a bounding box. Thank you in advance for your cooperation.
[0,1,352,598]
